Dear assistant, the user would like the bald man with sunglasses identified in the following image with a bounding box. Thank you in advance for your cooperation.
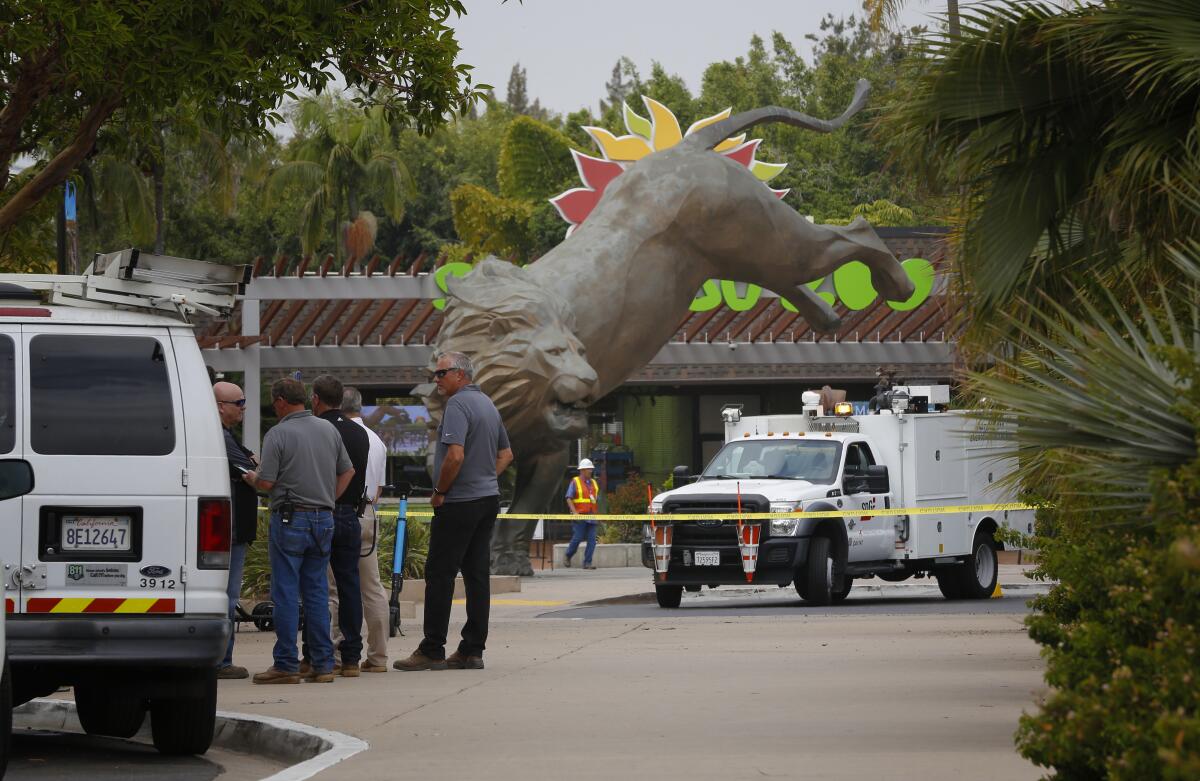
[214,381,259,679]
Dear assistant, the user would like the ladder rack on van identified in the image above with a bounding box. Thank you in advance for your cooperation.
[0,249,249,321]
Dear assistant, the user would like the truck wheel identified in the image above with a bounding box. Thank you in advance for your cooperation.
[655,585,683,608]
[149,668,217,755]
[802,536,835,606]
[75,684,146,738]
[1,660,11,779]
[935,571,966,600]
[831,577,853,604]
[960,529,999,600]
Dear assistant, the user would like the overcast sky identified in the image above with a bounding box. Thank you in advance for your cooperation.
[449,0,942,116]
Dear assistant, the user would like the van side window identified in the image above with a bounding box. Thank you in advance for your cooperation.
[30,335,175,455]
[0,335,13,453]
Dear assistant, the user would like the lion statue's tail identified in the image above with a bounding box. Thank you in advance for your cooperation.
[682,78,871,152]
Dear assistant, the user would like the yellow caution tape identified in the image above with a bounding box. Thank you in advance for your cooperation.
[371,502,1037,522]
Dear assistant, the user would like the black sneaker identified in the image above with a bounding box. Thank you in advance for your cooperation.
[564,555,573,568]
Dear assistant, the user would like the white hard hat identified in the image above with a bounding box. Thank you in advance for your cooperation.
[578,458,595,470]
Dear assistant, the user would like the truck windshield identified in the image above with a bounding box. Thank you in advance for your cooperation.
[701,440,842,483]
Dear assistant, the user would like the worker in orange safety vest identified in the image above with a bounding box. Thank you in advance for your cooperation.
[564,459,601,569]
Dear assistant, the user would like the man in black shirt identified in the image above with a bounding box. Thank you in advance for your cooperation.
[213,381,258,680]
[303,374,370,676]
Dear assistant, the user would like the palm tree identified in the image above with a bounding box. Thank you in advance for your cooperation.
[880,0,1200,339]
[864,0,960,36]
[268,96,413,264]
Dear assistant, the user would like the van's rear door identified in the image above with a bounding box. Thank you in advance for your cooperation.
[0,326,21,614]
[21,326,188,616]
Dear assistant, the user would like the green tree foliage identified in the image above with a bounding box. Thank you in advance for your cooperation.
[449,184,535,260]
[880,0,1200,337]
[0,0,486,241]
[497,117,578,200]
[894,1,1200,773]
[268,96,413,261]
[450,114,581,262]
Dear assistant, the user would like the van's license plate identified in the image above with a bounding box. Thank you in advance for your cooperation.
[62,516,132,551]
[693,550,720,566]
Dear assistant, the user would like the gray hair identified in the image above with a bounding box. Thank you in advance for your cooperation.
[438,351,474,380]
[341,386,364,414]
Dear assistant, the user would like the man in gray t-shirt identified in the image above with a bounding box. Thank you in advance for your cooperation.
[394,352,513,672]
[244,378,355,684]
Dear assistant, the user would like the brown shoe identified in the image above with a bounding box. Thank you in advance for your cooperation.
[252,667,301,685]
[446,651,484,670]
[299,660,313,676]
[217,665,249,680]
[361,663,388,673]
[337,663,361,678]
[392,651,448,671]
[303,669,335,683]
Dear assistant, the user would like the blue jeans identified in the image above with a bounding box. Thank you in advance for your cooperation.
[302,506,363,666]
[221,542,248,668]
[566,520,598,565]
[269,510,334,673]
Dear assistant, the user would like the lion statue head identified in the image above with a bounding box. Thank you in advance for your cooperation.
[420,258,599,446]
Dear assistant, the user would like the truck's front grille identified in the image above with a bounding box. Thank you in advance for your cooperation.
[662,496,769,546]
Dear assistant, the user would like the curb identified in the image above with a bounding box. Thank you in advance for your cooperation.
[574,582,1052,607]
[15,698,368,781]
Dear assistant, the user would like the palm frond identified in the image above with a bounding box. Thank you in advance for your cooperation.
[969,254,1200,505]
[265,161,324,207]
[364,153,413,221]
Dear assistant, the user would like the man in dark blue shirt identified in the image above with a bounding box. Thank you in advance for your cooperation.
[214,381,258,680]
[394,352,512,671]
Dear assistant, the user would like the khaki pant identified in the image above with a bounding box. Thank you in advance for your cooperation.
[329,505,390,668]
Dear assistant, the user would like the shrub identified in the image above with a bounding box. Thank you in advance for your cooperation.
[1014,371,1200,779]
[240,507,430,599]
[599,477,651,544]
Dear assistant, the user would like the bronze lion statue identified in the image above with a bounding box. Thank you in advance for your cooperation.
[423,80,914,575]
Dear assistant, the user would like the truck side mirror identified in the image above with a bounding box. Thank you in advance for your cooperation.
[843,474,869,494]
[866,465,890,494]
[672,465,693,484]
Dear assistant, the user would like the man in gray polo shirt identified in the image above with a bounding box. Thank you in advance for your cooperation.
[394,351,513,671]
[244,377,354,684]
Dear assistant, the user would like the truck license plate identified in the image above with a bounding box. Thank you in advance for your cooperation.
[693,550,720,566]
[62,516,132,551]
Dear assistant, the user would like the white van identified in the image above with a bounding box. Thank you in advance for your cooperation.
[0,251,242,756]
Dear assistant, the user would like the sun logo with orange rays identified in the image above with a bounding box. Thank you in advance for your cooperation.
[550,97,788,236]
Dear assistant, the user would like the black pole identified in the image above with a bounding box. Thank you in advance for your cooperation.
[55,187,67,275]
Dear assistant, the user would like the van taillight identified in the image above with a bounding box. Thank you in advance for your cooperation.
[198,497,231,569]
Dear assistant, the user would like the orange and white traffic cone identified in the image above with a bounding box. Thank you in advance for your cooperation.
[736,520,761,583]
[650,520,673,581]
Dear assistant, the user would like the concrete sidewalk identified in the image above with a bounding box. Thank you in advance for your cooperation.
[212,564,1046,780]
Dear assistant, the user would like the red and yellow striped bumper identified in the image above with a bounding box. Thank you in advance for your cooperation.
[13,597,177,614]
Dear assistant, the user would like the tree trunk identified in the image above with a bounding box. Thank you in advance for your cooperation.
[152,124,165,254]
[947,0,960,37]
[152,161,165,255]
[0,94,121,235]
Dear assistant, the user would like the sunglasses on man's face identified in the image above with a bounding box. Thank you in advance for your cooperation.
[433,368,460,379]
[219,399,247,408]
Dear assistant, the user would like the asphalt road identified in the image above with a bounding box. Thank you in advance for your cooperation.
[543,587,1043,619]
[7,725,286,781]
[7,730,220,781]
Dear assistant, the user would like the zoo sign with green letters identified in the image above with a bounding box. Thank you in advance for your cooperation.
[432,257,935,312]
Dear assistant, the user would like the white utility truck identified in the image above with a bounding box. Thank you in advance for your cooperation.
[0,250,245,755]
[642,388,1033,608]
